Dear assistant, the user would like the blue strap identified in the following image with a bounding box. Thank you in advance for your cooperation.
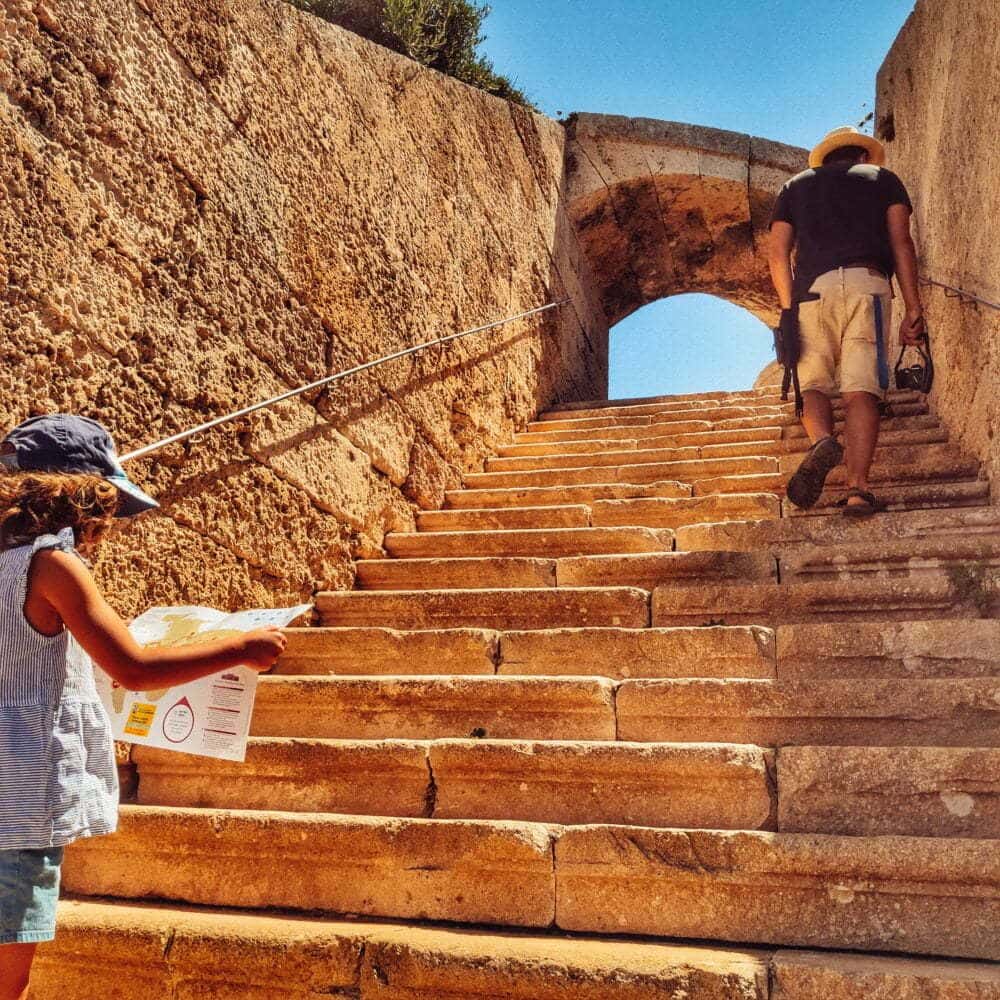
[873,295,889,391]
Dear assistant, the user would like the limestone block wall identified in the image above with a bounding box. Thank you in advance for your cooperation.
[0,0,608,615]
[876,0,1000,499]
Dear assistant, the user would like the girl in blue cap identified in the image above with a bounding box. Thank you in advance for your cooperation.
[0,415,287,999]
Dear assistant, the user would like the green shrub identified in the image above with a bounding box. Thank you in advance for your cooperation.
[289,0,533,107]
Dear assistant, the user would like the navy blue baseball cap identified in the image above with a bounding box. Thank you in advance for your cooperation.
[1,414,159,517]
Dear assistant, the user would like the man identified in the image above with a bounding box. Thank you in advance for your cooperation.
[768,125,926,515]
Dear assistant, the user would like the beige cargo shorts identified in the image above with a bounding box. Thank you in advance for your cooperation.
[797,266,892,398]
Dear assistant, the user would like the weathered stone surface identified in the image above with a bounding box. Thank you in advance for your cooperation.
[275,627,499,675]
[555,551,775,590]
[31,900,366,999]
[134,738,431,816]
[430,739,774,829]
[36,900,771,1000]
[317,586,651,630]
[777,746,1000,839]
[498,626,775,679]
[677,506,1000,553]
[0,0,606,612]
[64,806,556,927]
[591,494,781,529]
[446,482,692,509]
[877,0,1000,501]
[775,620,1000,681]
[615,678,1000,747]
[771,950,1000,999]
[385,526,677,558]
[361,925,769,999]
[465,455,776,490]
[417,504,592,531]
[555,826,1000,959]
[357,556,559,591]
[652,578,981,626]
[251,676,617,741]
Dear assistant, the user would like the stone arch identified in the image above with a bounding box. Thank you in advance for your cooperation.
[565,114,807,329]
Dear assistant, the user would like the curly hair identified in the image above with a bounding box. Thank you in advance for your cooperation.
[0,472,119,551]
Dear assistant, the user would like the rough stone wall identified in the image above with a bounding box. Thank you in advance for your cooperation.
[876,0,1000,498]
[0,0,607,616]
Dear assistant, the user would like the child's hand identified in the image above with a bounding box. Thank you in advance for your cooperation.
[238,627,288,672]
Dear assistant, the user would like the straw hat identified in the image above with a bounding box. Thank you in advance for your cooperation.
[808,126,886,169]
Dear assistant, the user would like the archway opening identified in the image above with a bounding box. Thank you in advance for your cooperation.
[608,293,774,399]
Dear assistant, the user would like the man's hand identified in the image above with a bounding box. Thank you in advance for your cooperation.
[899,306,926,346]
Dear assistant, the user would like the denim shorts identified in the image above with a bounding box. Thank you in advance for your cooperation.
[0,846,64,944]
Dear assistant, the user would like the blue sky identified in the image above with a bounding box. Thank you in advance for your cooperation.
[479,0,916,398]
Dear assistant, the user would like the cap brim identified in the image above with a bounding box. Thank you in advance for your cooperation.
[106,475,159,517]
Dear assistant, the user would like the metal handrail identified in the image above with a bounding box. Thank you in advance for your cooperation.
[121,300,569,463]
[919,276,1000,311]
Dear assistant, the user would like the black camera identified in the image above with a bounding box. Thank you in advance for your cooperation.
[894,332,934,394]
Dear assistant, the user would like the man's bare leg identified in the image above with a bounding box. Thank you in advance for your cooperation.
[842,391,881,505]
[801,389,835,443]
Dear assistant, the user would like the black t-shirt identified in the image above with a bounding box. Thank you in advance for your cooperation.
[769,163,913,298]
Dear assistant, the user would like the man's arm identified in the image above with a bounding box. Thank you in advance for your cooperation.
[887,203,925,345]
[768,221,795,310]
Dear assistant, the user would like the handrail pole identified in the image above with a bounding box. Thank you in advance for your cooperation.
[120,300,569,463]
[919,276,1000,312]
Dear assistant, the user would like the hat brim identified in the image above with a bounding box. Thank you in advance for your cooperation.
[808,133,886,169]
[106,475,159,517]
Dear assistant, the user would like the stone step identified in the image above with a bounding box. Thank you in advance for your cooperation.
[770,950,1000,1000]
[316,586,650,629]
[275,627,499,675]
[549,387,782,411]
[677,505,1000,553]
[356,557,559,590]
[134,737,774,830]
[466,455,777,490]
[545,388,922,417]
[651,577,992,626]
[251,676,617,741]
[135,738,433,817]
[277,624,779,680]
[61,810,1000,959]
[775,442,979,482]
[504,424,945,460]
[385,526,676,559]
[36,900,783,1000]
[520,404,933,445]
[554,551,775,590]
[37,900,1000,999]
[615,678,1000,747]
[793,477,992,515]
[590,493,781,529]
[358,551,772,593]
[702,426,949,460]
[63,806,556,928]
[555,826,999,960]
[445,481,692,510]
[497,626,776,679]
[538,389,922,424]
[777,746,1000,839]
[417,504,592,531]
[774,619,1000,681]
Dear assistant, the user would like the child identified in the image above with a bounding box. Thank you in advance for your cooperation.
[0,414,287,999]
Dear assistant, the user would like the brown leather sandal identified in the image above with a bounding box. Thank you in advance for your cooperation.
[836,488,887,517]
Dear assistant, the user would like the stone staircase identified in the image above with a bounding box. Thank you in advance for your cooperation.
[35,386,1000,998]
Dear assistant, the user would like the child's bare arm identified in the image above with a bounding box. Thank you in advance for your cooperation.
[30,549,286,690]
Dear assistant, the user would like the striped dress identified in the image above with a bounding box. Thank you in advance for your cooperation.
[0,528,118,850]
